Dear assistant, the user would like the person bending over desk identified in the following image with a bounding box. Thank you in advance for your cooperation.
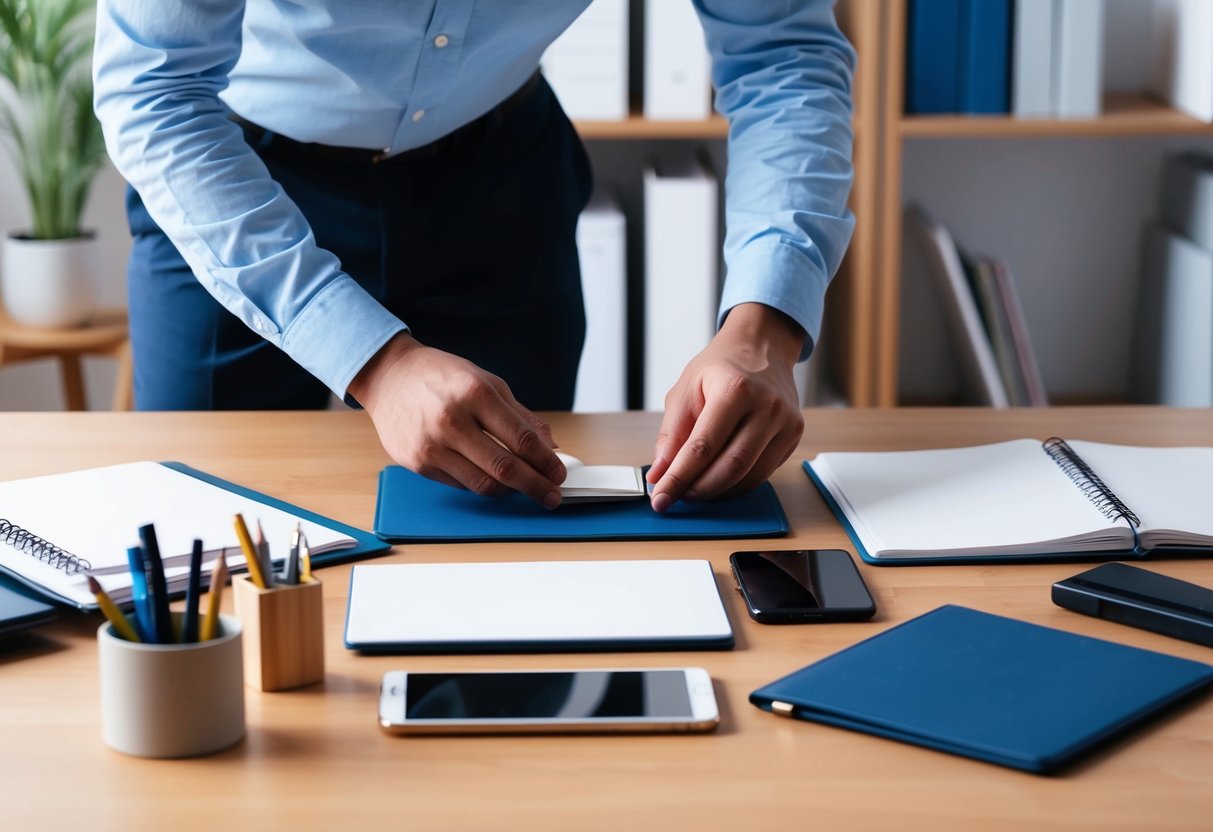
[93,0,855,512]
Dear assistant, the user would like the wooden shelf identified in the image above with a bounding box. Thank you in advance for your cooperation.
[574,115,729,140]
[899,93,1213,139]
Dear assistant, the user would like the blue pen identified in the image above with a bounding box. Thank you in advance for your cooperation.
[125,544,154,643]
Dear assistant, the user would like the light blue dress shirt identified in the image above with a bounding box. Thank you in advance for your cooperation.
[94,0,855,400]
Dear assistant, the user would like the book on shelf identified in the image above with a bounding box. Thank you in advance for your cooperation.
[1133,224,1213,406]
[1053,0,1104,118]
[804,437,1213,564]
[1160,149,1213,251]
[1148,0,1213,123]
[541,0,629,121]
[904,204,1008,406]
[573,195,627,413]
[643,0,711,120]
[906,0,1012,115]
[1013,0,1055,117]
[963,253,1048,407]
[643,156,718,410]
[1009,0,1106,119]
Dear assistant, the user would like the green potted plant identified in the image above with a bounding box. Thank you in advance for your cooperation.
[0,0,107,327]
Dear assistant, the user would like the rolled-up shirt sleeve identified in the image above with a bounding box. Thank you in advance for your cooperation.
[93,0,405,399]
[695,0,856,360]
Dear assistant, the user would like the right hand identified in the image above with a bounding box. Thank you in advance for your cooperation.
[347,333,567,508]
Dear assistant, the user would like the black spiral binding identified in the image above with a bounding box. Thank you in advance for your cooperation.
[1041,438,1141,529]
[0,518,91,575]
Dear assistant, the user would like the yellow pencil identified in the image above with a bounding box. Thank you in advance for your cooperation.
[233,513,268,589]
[200,551,229,642]
[88,575,141,642]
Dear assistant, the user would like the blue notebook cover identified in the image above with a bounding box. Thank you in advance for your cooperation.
[374,465,789,542]
[906,0,963,114]
[750,605,1213,774]
[0,577,56,635]
[959,0,1012,113]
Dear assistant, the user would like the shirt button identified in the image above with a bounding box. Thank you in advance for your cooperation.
[253,317,267,332]
[412,110,426,122]
[434,34,450,48]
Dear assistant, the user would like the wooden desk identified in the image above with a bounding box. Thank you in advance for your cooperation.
[2,408,1211,831]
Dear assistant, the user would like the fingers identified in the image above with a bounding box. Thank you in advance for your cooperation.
[455,381,565,508]
[649,393,749,512]
[647,392,698,486]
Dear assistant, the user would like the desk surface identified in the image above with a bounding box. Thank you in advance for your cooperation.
[2,408,1212,831]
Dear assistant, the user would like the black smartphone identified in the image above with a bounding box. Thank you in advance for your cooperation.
[729,549,876,624]
[1052,562,1213,648]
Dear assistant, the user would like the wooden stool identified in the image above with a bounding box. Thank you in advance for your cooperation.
[0,307,133,410]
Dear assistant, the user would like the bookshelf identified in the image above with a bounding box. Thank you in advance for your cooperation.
[567,0,883,410]
[863,0,1213,407]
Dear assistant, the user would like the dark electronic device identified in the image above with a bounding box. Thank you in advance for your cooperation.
[1052,562,1213,648]
[729,549,876,624]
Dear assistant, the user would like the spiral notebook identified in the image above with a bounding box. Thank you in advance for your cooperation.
[0,461,389,609]
[805,438,1213,564]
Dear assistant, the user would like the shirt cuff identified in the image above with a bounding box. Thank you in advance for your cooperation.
[717,238,829,363]
[280,275,407,401]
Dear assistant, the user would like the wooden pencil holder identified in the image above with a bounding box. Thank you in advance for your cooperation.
[233,575,325,692]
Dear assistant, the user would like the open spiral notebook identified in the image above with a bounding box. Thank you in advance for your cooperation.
[805,438,1213,564]
[0,461,388,609]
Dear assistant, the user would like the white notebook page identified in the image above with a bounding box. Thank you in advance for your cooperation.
[811,440,1132,558]
[0,461,355,606]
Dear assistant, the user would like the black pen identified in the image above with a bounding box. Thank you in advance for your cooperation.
[139,523,174,644]
[181,538,203,643]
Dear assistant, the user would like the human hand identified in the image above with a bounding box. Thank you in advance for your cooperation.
[348,333,567,508]
[646,303,805,512]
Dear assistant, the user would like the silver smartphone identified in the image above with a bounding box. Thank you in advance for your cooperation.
[379,668,720,735]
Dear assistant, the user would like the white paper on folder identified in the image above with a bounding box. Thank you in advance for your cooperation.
[344,560,732,650]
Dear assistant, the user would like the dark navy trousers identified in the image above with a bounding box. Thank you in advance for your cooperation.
[126,77,590,411]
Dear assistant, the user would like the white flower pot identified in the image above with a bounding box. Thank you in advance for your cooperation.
[1,233,99,328]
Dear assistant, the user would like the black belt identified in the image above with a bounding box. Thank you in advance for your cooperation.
[232,71,542,165]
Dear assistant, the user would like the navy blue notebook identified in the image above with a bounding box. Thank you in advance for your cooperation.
[750,605,1213,774]
[374,465,789,542]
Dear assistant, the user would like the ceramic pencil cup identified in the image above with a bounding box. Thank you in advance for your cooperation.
[98,612,245,758]
[233,575,325,692]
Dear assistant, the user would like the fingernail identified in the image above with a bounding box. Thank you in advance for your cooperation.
[651,493,671,513]
[543,492,561,510]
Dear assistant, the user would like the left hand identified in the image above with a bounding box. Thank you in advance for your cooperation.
[647,303,806,512]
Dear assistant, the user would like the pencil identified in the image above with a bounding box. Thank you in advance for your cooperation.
[255,518,276,586]
[200,551,228,642]
[233,513,268,589]
[88,575,141,642]
[181,538,204,643]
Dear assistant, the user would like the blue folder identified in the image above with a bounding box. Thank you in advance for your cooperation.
[750,605,1213,774]
[373,465,789,542]
[959,0,1012,114]
[906,0,963,114]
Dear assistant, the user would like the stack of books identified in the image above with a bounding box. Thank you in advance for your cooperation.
[905,204,1047,407]
[906,0,1104,118]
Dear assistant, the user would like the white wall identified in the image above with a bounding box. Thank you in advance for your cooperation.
[0,158,131,410]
